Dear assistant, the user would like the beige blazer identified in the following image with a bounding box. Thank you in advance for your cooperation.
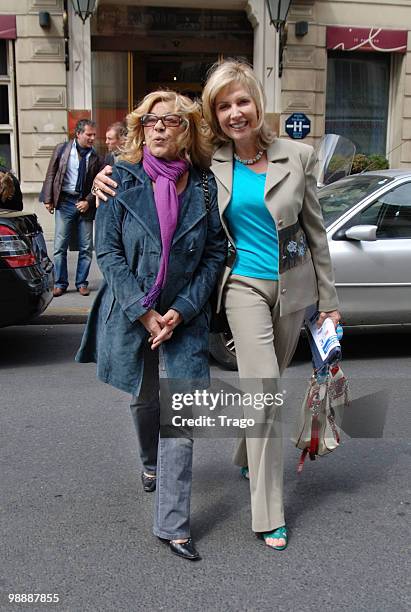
[210,138,339,317]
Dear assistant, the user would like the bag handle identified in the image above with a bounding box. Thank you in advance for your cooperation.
[201,169,210,213]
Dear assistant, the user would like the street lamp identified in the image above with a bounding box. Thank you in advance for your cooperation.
[265,0,292,77]
[265,0,292,32]
[70,0,97,24]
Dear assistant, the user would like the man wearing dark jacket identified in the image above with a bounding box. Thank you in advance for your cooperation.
[41,119,102,296]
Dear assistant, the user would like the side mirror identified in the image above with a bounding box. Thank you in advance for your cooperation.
[345,225,378,241]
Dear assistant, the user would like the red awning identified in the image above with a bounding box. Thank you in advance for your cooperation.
[0,15,16,40]
[327,26,407,54]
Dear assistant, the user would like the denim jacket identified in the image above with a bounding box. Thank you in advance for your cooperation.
[76,160,227,395]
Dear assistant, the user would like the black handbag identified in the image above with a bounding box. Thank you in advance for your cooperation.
[201,170,231,335]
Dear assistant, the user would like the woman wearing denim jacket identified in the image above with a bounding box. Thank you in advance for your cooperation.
[76,91,226,561]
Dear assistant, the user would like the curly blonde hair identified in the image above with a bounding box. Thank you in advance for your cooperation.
[202,59,275,150]
[0,170,15,203]
[120,90,212,168]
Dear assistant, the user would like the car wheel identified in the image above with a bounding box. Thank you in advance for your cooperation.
[209,331,237,370]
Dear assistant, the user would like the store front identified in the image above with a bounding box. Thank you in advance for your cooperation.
[326,51,391,156]
[90,4,253,151]
[324,26,408,157]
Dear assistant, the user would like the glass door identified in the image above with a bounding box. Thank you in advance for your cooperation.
[91,51,129,154]
[132,52,227,103]
[91,49,253,151]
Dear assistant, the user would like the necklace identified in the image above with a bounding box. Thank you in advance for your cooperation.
[233,150,264,165]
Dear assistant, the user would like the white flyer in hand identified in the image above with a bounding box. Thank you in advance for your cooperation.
[306,306,341,364]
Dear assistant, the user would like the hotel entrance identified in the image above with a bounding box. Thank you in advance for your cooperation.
[90,5,253,151]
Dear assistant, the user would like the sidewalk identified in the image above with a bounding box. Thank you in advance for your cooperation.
[32,241,102,324]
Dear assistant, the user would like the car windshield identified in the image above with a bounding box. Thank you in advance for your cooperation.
[318,175,394,226]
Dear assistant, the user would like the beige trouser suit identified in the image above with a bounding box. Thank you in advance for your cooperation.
[211,139,339,533]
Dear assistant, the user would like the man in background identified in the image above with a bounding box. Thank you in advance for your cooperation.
[41,119,102,297]
[104,121,127,165]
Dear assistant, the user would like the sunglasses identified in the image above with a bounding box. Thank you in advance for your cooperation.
[141,113,186,128]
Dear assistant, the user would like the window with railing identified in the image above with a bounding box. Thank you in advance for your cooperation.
[0,39,16,172]
[326,51,390,156]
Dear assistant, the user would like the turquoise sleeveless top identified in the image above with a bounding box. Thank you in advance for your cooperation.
[224,161,279,280]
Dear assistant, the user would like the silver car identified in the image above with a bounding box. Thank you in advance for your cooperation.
[321,170,411,327]
[210,169,411,369]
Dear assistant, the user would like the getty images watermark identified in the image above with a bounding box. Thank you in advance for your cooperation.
[159,377,290,438]
[158,375,396,440]
[171,388,285,429]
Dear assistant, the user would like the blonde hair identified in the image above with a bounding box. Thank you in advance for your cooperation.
[121,90,211,168]
[202,59,275,150]
[0,170,15,203]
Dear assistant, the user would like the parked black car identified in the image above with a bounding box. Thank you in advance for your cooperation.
[0,210,54,327]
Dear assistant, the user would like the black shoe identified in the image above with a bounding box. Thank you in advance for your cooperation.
[168,538,201,561]
[141,471,156,493]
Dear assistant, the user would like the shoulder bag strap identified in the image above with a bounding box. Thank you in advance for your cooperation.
[201,169,210,213]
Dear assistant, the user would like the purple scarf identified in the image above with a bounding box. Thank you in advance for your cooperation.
[141,146,189,308]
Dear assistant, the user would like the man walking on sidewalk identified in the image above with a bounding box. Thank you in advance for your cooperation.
[41,119,102,297]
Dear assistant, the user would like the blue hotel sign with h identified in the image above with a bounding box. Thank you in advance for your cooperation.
[285,113,311,139]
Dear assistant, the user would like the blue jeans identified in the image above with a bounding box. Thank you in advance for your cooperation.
[54,196,93,289]
[153,436,193,540]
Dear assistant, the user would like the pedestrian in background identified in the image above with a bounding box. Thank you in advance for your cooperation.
[41,119,102,297]
[0,165,23,212]
[104,121,127,165]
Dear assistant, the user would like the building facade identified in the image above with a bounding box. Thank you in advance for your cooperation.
[1,0,410,237]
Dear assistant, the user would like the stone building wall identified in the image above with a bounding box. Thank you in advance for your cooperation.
[281,0,411,167]
[0,0,67,232]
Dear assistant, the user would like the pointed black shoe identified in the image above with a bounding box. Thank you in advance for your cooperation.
[168,538,201,561]
[141,472,156,493]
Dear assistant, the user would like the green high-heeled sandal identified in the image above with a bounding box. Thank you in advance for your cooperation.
[240,466,249,480]
[260,525,288,551]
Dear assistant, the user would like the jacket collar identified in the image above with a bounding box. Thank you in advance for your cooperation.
[265,139,290,200]
[64,139,98,163]
[210,143,233,215]
[71,138,98,157]
[211,139,290,209]
[114,161,206,247]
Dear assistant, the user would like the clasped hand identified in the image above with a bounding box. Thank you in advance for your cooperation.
[139,308,182,350]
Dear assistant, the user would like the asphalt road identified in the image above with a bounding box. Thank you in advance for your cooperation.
[0,323,410,612]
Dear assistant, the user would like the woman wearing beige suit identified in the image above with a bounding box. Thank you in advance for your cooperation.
[202,59,340,550]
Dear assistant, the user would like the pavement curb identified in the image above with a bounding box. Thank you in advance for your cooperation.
[30,308,90,325]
